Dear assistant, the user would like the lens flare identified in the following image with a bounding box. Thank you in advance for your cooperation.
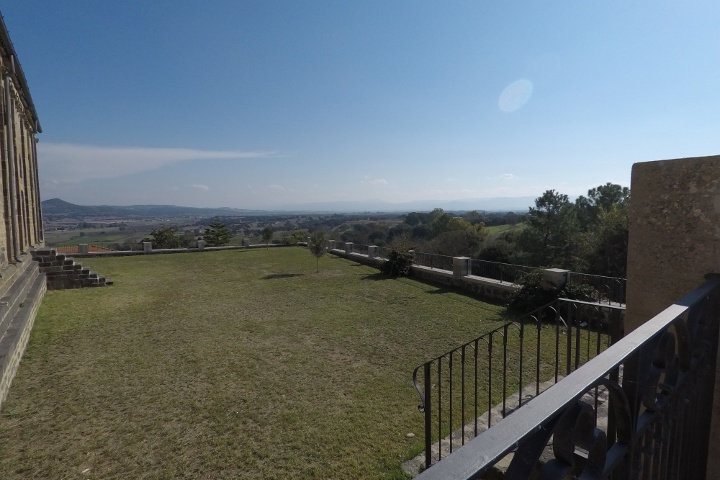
[498,79,533,113]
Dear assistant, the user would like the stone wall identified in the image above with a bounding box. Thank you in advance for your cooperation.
[329,248,518,302]
[31,248,112,290]
[0,259,45,409]
[625,155,720,476]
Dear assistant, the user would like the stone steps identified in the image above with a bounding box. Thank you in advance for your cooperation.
[31,248,113,290]
[0,260,46,409]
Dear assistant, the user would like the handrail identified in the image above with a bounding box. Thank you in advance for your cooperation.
[414,275,720,479]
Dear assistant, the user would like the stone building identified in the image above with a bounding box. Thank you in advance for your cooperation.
[0,13,46,408]
[0,13,43,263]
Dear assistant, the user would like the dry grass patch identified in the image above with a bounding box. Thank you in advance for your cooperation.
[0,248,508,479]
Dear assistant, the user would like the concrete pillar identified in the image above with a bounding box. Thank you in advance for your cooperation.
[345,242,353,254]
[625,155,720,477]
[543,268,569,289]
[78,244,88,255]
[368,245,378,259]
[143,241,152,252]
[197,240,206,249]
[453,256,470,277]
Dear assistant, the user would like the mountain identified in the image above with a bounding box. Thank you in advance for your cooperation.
[41,196,535,219]
[41,199,263,218]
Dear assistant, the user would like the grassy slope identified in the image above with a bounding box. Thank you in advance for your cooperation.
[0,248,508,479]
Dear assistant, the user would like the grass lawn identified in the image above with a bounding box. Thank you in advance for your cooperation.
[0,247,509,479]
[484,223,525,238]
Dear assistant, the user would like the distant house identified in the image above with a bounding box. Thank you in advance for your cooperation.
[0,13,44,265]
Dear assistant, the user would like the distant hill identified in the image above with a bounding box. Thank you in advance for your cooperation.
[41,196,534,219]
[41,198,262,219]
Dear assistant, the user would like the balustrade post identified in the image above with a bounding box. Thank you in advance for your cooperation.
[453,257,470,277]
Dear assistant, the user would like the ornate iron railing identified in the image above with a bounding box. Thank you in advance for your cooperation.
[414,275,720,480]
[412,299,625,470]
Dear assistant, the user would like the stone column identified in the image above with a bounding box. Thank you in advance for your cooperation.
[368,245,378,259]
[328,240,336,250]
[453,257,470,277]
[78,244,88,255]
[197,240,206,249]
[345,242,353,254]
[625,155,720,477]
[143,241,152,252]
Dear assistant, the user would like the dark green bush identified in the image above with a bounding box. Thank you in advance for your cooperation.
[508,269,595,314]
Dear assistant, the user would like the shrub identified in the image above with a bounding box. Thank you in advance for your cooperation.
[381,237,414,277]
[508,269,594,314]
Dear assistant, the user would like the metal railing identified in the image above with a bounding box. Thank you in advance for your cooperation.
[414,275,720,480]
[412,299,625,470]
[569,271,626,305]
[352,243,369,255]
[470,259,535,284]
[413,252,454,271]
[51,241,145,252]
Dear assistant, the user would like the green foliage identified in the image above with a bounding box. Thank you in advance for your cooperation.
[308,230,326,272]
[382,237,415,277]
[150,227,181,249]
[286,230,308,244]
[508,269,595,314]
[203,221,232,247]
[261,226,274,247]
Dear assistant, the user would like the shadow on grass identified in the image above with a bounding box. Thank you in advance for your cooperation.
[360,272,391,281]
[262,273,305,280]
[421,285,512,315]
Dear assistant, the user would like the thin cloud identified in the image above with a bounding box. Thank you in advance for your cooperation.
[499,173,517,181]
[361,177,388,186]
[192,184,210,191]
[38,143,275,182]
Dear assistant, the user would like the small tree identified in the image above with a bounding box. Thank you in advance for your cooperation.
[203,221,232,247]
[150,227,180,249]
[308,231,326,273]
[261,226,273,248]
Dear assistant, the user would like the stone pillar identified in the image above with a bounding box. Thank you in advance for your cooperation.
[197,240,206,249]
[453,257,470,277]
[625,155,720,477]
[543,268,569,289]
[345,242,353,254]
[78,244,88,255]
[307,236,312,246]
[328,240,336,250]
[368,245,378,259]
[143,241,152,252]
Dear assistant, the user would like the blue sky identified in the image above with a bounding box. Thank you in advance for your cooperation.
[3,1,719,210]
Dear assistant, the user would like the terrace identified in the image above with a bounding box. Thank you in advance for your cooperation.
[0,247,515,479]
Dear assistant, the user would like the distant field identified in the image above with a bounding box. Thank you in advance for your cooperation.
[485,223,525,237]
[0,248,508,479]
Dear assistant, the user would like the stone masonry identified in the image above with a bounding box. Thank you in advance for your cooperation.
[31,248,112,290]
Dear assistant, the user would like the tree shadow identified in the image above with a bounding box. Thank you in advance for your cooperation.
[262,273,305,280]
